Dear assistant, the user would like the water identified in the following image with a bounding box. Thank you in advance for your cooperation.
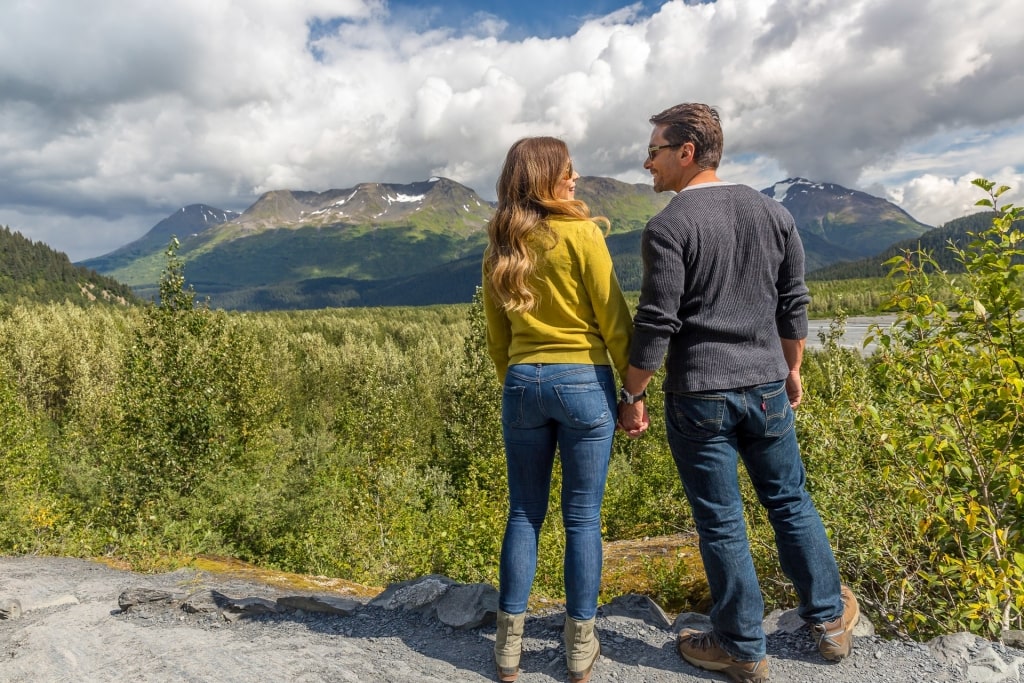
[806,315,900,354]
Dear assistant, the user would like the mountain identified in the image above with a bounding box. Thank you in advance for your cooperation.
[574,177,672,233]
[808,211,999,280]
[78,204,240,288]
[79,176,670,308]
[80,176,934,310]
[762,178,934,271]
[0,225,138,307]
[84,178,497,303]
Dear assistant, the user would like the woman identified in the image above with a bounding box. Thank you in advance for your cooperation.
[482,137,638,683]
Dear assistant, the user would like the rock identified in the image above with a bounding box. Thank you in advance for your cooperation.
[277,595,361,616]
[220,595,281,616]
[369,575,456,612]
[118,588,184,611]
[928,632,1019,683]
[434,583,497,629]
[601,594,672,629]
[672,611,711,632]
[182,589,223,614]
[763,608,807,635]
[851,607,876,637]
[0,597,22,620]
[1003,629,1024,649]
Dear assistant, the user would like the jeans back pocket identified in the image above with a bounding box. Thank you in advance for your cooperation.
[501,384,527,428]
[667,392,727,440]
[553,382,612,430]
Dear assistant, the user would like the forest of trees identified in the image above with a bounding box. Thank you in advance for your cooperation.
[0,182,1021,643]
[0,225,139,306]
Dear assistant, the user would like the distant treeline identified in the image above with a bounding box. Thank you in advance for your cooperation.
[0,225,139,306]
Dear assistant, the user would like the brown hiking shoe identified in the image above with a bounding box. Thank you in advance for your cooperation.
[676,629,769,683]
[813,585,860,661]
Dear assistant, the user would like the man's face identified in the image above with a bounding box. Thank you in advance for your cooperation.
[644,123,686,193]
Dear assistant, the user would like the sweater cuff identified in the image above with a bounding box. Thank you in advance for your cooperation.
[777,315,808,340]
[628,329,669,372]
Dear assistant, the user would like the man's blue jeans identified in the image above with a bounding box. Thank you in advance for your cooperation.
[665,380,843,661]
[498,363,616,621]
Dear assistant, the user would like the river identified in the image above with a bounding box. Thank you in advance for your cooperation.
[806,315,900,354]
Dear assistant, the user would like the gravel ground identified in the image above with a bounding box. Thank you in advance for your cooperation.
[1,555,1020,682]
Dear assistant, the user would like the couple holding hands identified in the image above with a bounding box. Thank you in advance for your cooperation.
[481,102,858,683]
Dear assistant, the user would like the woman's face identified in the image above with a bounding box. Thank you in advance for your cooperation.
[554,159,579,200]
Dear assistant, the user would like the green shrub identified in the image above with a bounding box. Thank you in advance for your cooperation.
[868,179,1024,638]
[0,362,62,552]
[104,241,284,537]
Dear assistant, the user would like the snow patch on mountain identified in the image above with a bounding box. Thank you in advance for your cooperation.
[768,178,826,203]
[389,193,424,203]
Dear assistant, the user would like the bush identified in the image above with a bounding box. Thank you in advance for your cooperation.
[868,179,1024,638]
[103,241,284,541]
[0,362,63,552]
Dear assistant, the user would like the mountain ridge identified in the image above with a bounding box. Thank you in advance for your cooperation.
[74,176,945,310]
[764,178,933,271]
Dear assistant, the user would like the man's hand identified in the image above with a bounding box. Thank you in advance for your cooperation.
[786,369,803,408]
[617,401,650,438]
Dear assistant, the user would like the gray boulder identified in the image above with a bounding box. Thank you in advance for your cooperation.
[601,593,672,629]
[928,632,1024,683]
[277,595,360,616]
[434,583,497,629]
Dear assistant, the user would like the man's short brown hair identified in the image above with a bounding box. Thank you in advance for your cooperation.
[649,103,723,170]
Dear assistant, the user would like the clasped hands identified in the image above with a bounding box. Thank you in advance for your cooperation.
[616,400,650,439]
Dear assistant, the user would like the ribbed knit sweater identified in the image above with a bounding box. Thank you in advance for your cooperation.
[629,182,810,393]
[483,217,633,383]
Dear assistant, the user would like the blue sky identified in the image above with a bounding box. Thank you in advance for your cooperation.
[0,0,1021,261]
[384,0,664,39]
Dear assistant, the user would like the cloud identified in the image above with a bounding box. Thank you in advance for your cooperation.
[0,0,1022,261]
[882,170,1024,228]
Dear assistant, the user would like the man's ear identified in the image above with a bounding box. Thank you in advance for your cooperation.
[680,141,696,162]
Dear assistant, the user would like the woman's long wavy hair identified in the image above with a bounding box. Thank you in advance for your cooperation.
[484,137,609,313]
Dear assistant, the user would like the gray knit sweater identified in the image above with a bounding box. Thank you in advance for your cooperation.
[629,182,810,393]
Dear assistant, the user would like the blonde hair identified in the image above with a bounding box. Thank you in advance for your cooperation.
[484,137,609,313]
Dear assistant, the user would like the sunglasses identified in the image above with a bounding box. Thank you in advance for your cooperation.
[647,143,682,161]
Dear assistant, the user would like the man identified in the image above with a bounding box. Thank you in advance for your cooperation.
[617,103,858,683]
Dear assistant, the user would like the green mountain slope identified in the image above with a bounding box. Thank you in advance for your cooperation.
[1,225,139,306]
[808,212,998,280]
[762,178,934,269]
[78,204,240,286]
[574,177,672,233]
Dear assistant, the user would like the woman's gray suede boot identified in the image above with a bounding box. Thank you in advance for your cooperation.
[494,609,525,682]
[564,616,600,683]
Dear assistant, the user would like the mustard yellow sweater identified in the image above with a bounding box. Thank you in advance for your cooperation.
[482,217,633,383]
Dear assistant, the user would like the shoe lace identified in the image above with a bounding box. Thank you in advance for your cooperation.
[688,630,718,653]
[814,617,847,645]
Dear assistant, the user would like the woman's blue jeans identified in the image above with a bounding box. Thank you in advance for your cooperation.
[498,363,616,621]
[664,380,843,661]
